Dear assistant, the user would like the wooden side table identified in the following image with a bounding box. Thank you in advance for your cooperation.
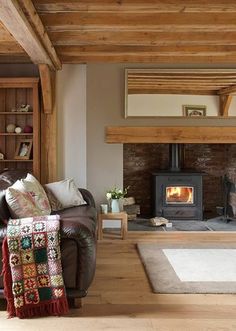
[98,212,128,240]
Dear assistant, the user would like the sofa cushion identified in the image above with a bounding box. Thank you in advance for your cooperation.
[5,173,51,218]
[44,186,63,212]
[21,174,51,214]
[5,187,43,219]
[45,179,86,209]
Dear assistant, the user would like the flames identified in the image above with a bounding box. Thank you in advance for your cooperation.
[166,186,193,204]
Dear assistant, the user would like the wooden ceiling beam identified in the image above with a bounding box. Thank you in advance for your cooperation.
[0,42,25,54]
[60,54,236,64]
[0,0,61,70]
[40,12,236,31]
[55,44,236,54]
[49,31,236,47]
[34,0,236,13]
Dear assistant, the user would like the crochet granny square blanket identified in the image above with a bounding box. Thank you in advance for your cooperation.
[2,215,69,318]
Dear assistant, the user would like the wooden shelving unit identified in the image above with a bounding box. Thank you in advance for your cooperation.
[0,78,40,179]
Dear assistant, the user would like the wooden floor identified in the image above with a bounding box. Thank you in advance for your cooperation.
[1,231,236,330]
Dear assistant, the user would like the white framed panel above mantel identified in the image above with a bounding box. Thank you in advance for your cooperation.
[125,69,236,118]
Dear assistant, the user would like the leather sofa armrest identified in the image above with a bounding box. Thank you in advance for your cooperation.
[79,188,96,208]
[60,218,97,294]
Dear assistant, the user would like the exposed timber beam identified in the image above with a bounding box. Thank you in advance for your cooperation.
[218,85,236,95]
[219,95,232,116]
[39,64,54,114]
[0,0,61,70]
[106,127,236,144]
[33,1,236,13]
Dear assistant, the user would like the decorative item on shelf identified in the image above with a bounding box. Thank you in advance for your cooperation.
[6,124,16,133]
[15,126,22,134]
[182,104,207,117]
[0,152,4,160]
[17,104,30,113]
[11,104,31,112]
[106,186,129,213]
[14,139,33,160]
[23,125,33,133]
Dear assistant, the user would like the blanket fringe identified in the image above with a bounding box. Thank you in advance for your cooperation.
[1,237,15,318]
[16,298,69,319]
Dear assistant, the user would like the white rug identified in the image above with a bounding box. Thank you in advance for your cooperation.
[163,249,236,282]
[137,243,236,293]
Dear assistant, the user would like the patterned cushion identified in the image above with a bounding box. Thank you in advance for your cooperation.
[5,174,51,218]
[5,188,43,219]
[21,174,51,215]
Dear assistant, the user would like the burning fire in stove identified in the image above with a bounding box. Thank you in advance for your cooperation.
[166,186,193,204]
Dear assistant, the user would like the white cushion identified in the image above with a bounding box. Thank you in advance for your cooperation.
[45,178,86,209]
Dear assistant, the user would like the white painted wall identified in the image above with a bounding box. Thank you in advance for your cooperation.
[127,93,236,117]
[57,65,87,188]
[128,94,220,117]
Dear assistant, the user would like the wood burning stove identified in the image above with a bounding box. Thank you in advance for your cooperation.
[152,144,203,220]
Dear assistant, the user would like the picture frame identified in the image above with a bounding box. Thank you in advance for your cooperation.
[14,139,33,160]
[182,105,207,117]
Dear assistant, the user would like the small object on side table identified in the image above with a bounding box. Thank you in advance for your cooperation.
[100,204,108,214]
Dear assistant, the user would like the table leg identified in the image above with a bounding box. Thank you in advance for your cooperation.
[122,214,128,240]
[98,214,103,240]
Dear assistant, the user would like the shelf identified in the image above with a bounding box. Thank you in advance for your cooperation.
[0,133,33,136]
[0,78,40,179]
[0,112,33,115]
[0,160,33,162]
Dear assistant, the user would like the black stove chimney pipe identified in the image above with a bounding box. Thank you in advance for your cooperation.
[169,143,183,171]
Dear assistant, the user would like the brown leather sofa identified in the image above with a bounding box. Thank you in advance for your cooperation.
[0,170,97,306]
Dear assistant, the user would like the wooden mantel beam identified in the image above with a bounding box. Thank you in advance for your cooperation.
[106,127,236,144]
[0,0,61,70]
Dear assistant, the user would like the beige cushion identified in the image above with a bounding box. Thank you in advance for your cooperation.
[44,186,63,212]
[45,178,86,209]
[5,187,43,219]
[5,173,51,218]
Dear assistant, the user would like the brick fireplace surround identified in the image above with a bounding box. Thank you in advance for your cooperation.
[123,144,236,218]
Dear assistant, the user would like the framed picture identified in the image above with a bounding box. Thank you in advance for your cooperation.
[183,105,207,117]
[14,139,33,160]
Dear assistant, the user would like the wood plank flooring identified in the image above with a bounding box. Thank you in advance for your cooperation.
[1,231,236,330]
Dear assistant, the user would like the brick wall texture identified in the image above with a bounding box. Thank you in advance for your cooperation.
[123,144,236,218]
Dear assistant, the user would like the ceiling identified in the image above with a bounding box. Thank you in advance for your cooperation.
[2,1,236,65]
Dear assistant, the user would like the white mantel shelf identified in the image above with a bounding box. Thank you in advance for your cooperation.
[106,126,236,144]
